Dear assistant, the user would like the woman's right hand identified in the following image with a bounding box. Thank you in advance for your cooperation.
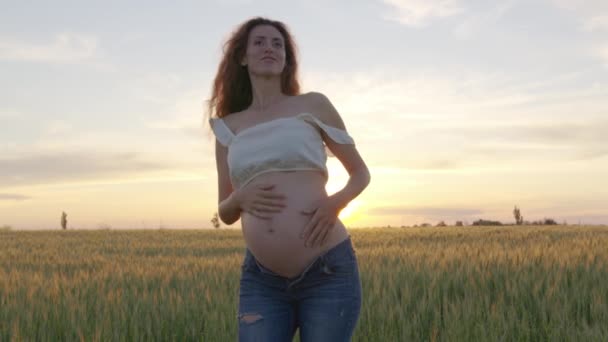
[236,183,287,220]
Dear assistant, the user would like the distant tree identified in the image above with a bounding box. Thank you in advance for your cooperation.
[513,205,524,225]
[61,211,67,230]
[472,219,503,226]
[420,223,431,228]
[211,212,221,229]
[436,221,447,227]
[455,221,463,226]
[543,218,558,225]
[0,225,12,231]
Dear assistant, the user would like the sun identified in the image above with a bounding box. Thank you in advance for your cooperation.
[338,199,362,225]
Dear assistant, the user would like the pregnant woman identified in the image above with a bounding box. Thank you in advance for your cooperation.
[207,17,371,341]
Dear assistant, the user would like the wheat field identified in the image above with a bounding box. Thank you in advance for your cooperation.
[1,226,607,341]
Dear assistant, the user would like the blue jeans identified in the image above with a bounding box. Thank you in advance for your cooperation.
[237,235,362,342]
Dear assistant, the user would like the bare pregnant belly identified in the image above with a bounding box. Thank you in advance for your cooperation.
[241,170,349,278]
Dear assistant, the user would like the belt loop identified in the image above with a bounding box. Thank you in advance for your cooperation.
[320,254,328,267]
[319,254,332,274]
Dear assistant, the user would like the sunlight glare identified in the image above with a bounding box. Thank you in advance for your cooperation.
[325,159,364,226]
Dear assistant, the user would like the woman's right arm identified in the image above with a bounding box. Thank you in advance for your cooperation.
[215,140,242,225]
[219,192,242,225]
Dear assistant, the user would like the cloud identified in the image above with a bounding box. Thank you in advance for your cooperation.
[302,67,608,167]
[368,205,483,219]
[551,0,608,12]
[583,15,608,32]
[451,119,608,144]
[126,71,183,105]
[0,32,99,63]
[212,0,253,5]
[570,147,608,161]
[380,0,464,27]
[367,159,464,172]
[597,44,608,67]
[441,119,608,161]
[452,1,517,40]
[0,193,31,201]
[381,0,516,38]
[408,159,462,170]
[0,108,21,119]
[0,150,173,187]
[551,0,608,31]
[549,1,608,65]
[43,120,73,136]
[142,86,210,140]
[304,67,608,129]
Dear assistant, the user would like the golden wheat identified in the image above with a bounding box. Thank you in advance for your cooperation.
[0,226,606,341]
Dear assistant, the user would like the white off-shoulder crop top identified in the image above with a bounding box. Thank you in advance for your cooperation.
[209,112,355,190]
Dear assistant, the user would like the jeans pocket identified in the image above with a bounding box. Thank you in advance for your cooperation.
[322,250,357,276]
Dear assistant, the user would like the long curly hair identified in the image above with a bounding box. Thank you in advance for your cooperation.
[205,17,301,126]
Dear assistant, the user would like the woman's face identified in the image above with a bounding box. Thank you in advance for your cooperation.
[242,24,286,77]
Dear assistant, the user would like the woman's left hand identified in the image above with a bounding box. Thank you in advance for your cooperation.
[300,196,343,248]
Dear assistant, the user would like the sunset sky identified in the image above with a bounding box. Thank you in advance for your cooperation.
[1,0,607,230]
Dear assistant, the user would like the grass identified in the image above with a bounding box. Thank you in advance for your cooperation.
[1,225,607,341]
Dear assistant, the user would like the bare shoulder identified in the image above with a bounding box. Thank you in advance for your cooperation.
[221,109,248,134]
[304,91,346,129]
[303,91,329,109]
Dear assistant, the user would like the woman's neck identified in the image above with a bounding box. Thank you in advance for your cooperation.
[248,76,287,112]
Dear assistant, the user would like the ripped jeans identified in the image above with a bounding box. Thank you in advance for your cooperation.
[237,235,362,342]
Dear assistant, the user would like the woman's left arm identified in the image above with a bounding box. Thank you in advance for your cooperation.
[300,92,371,248]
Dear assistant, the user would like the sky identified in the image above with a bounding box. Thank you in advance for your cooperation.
[1,0,607,230]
